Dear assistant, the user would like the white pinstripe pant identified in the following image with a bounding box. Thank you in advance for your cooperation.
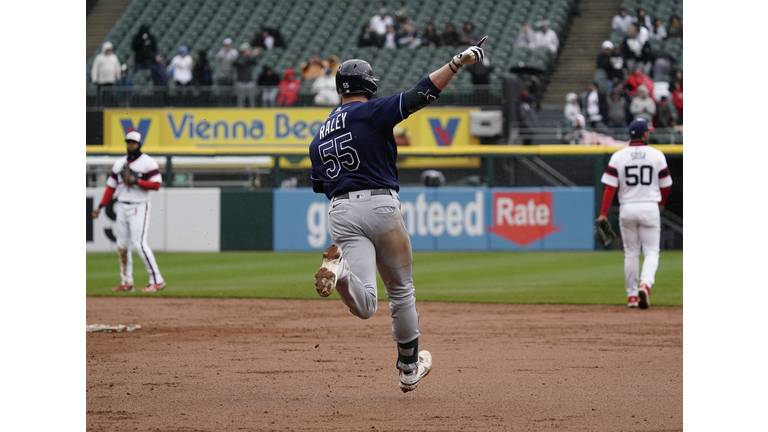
[115,201,164,286]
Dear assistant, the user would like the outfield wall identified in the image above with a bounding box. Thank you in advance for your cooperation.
[86,187,593,252]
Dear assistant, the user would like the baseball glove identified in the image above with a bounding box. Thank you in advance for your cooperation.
[593,218,618,247]
[120,163,138,186]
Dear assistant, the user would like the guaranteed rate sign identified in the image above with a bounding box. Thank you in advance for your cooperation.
[273,187,594,251]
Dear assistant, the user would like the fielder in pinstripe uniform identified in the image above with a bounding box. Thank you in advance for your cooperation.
[599,119,672,309]
[92,131,166,293]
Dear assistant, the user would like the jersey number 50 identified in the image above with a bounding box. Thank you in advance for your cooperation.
[625,165,653,186]
[318,132,360,178]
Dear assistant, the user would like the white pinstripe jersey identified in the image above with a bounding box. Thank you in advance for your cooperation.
[601,144,672,204]
[106,154,162,203]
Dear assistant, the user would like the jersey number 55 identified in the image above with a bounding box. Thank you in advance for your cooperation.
[319,132,360,178]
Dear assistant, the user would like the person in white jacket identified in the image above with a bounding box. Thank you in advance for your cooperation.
[167,46,194,86]
[311,67,341,106]
[91,41,121,105]
[534,21,559,56]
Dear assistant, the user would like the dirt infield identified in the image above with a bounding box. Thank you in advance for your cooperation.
[87,297,682,431]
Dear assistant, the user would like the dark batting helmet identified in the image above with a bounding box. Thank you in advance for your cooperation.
[336,59,378,98]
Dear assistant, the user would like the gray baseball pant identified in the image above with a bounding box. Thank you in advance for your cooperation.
[327,190,420,344]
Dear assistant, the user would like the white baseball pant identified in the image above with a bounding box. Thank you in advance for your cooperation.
[114,201,164,286]
[618,202,660,297]
[327,190,420,345]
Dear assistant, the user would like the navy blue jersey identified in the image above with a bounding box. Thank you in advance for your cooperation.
[309,76,440,200]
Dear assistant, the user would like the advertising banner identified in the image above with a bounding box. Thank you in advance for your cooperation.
[102,108,480,168]
[273,187,594,251]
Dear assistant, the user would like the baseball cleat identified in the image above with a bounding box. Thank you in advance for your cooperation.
[112,284,134,292]
[638,284,650,309]
[627,296,639,308]
[142,281,166,293]
[314,245,347,297]
[399,350,432,393]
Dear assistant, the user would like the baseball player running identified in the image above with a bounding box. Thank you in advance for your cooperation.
[599,119,672,308]
[92,131,166,293]
[309,37,487,392]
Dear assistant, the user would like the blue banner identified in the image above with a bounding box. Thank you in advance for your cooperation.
[273,187,594,251]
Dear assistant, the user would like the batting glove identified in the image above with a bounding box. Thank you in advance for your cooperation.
[451,36,487,69]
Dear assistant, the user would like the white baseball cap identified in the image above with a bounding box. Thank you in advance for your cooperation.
[125,131,142,143]
[602,40,614,50]
[223,38,233,45]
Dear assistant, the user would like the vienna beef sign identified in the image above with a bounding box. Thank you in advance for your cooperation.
[487,191,561,246]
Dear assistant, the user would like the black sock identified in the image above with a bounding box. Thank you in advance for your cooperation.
[396,338,419,371]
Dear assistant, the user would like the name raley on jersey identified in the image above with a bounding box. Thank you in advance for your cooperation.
[318,110,349,140]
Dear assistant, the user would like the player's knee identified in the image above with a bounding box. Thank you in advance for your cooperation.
[357,307,376,320]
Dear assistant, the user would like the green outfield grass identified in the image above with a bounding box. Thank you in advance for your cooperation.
[86,251,683,306]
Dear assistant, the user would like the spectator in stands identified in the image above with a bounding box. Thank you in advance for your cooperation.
[358,25,380,48]
[634,8,652,31]
[91,41,121,106]
[167,46,194,87]
[467,49,493,85]
[149,54,168,86]
[131,25,157,70]
[369,8,393,37]
[251,27,287,50]
[563,92,581,126]
[115,64,134,108]
[605,87,629,128]
[441,23,461,46]
[652,50,675,80]
[629,84,656,123]
[564,92,581,125]
[667,15,682,38]
[300,52,328,81]
[326,55,340,75]
[215,38,238,87]
[277,69,300,106]
[460,21,482,46]
[651,18,667,40]
[655,95,678,128]
[393,10,409,34]
[255,28,275,50]
[611,8,634,33]
[565,113,587,145]
[621,24,652,75]
[192,49,212,86]
[422,22,441,49]
[515,24,536,49]
[580,81,607,130]
[670,70,683,124]
[311,67,341,107]
[515,72,541,108]
[517,90,539,145]
[624,66,654,99]
[234,43,260,107]
[597,40,624,93]
[397,22,422,48]
[381,25,398,49]
[149,54,168,104]
[609,44,627,81]
[257,65,280,107]
[534,21,559,56]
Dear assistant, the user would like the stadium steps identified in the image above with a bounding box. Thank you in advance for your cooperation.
[539,0,620,109]
[86,0,133,61]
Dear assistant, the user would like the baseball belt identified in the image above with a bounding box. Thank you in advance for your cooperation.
[332,188,392,201]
